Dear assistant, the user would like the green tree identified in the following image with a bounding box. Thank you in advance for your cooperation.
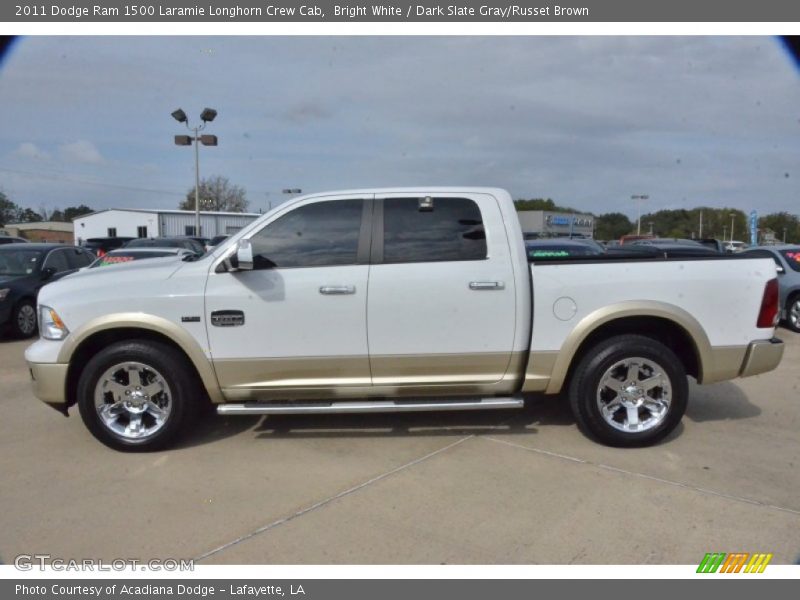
[595,212,633,241]
[49,208,65,222]
[0,191,20,227]
[16,207,42,223]
[760,212,800,244]
[63,205,94,221]
[180,175,248,212]
[514,198,583,213]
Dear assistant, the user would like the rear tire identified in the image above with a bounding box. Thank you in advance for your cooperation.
[568,334,688,447]
[77,340,198,452]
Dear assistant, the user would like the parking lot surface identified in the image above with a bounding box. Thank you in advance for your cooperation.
[1,332,799,565]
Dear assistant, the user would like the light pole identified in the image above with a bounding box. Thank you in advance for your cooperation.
[172,108,218,237]
[631,194,649,235]
[648,222,654,236]
[729,212,736,243]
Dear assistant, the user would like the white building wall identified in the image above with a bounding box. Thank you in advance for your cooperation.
[73,210,158,244]
[159,213,257,237]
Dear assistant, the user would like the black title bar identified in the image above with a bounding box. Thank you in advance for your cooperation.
[6,0,800,22]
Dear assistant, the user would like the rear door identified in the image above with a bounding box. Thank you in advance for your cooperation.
[366,192,518,387]
[205,194,374,397]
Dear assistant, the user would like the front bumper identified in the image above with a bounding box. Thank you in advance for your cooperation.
[28,362,69,412]
[739,338,784,378]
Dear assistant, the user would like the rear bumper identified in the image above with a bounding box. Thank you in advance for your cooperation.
[739,338,784,378]
[28,362,68,408]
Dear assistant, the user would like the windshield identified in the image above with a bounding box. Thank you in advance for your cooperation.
[781,249,800,272]
[0,249,44,276]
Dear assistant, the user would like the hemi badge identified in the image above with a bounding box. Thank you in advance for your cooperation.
[181,316,201,323]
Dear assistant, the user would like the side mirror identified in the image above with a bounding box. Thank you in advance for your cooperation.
[236,239,254,271]
[41,266,56,280]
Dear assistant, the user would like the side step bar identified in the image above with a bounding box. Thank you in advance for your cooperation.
[217,397,524,416]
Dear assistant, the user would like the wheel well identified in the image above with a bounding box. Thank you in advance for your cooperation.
[567,316,701,384]
[65,328,209,409]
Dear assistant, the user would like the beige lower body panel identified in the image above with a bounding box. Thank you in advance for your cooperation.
[699,345,748,384]
[28,362,68,405]
[215,352,525,401]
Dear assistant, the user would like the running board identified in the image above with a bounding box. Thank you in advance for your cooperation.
[217,397,524,416]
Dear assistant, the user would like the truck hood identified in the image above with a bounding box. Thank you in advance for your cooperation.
[38,257,187,306]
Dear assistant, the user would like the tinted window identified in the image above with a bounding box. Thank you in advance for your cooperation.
[781,249,800,272]
[67,248,93,268]
[43,249,70,273]
[249,199,363,269]
[382,197,486,263]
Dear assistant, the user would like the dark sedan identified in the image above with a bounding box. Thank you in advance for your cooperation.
[0,244,95,337]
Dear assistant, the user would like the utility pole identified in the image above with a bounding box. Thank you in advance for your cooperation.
[699,211,703,238]
[631,194,649,235]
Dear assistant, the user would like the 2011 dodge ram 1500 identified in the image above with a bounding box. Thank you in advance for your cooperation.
[25,188,785,451]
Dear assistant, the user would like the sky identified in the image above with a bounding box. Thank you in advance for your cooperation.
[0,36,798,219]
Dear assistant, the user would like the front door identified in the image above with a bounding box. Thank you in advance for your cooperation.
[205,194,373,398]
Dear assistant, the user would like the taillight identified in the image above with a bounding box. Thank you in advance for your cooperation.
[757,278,780,328]
[98,249,106,257]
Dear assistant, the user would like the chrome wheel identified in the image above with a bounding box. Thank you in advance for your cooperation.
[790,299,800,329]
[596,356,672,433]
[93,362,172,441]
[17,304,36,336]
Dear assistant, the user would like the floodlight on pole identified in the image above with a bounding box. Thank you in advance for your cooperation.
[172,107,218,236]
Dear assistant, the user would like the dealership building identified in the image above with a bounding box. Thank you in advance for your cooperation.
[517,210,595,238]
[73,208,261,244]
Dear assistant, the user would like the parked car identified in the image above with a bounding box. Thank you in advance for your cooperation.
[724,240,748,253]
[207,235,229,250]
[0,244,94,337]
[698,238,726,253]
[525,238,604,259]
[741,245,800,332]
[26,187,783,451]
[630,238,721,258]
[123,237,205,256]
[88,247,195,268]
[80,237,135,257]
[0,235,28,245]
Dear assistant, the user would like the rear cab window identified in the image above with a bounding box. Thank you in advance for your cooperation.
[381,197,486,263]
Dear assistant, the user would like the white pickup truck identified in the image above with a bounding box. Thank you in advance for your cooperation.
[25,188,784,451]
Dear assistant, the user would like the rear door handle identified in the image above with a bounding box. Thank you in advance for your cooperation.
[319,285,356,295]
[469,281,505,290]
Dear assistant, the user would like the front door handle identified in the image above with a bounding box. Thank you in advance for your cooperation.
[319,285,356,295]
[469,281,505,290]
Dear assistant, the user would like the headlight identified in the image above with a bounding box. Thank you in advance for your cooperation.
[0,288,9,301]
[38,305,69,340]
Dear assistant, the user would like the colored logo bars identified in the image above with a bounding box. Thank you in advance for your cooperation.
[697,552,773,573]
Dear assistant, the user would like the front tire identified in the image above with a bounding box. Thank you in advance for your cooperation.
[10,299,37,338]
[568,334,688,447]
[77,340,198,451]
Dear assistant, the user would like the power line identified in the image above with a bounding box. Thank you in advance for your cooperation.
[0,166,185,196]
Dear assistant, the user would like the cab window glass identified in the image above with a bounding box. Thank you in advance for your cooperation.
[249,199,363,269]
[382,197,486,263]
